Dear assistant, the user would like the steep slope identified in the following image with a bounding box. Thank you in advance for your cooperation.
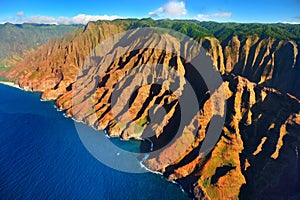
[5,19,300,199]
[0,23,80,75]
[200,36,300,99]
[7,21,127,91]
[7,19,300,98]
[162,75,300,199]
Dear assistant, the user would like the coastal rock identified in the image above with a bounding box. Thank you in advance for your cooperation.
[5,20,300,199]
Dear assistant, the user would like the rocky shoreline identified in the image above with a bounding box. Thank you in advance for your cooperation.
[0,81,22,90]
[4,19,300,199]
[0,81,191,198]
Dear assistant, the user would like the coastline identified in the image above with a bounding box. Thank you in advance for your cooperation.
[0,81,22,90]
[58,99,189,197]
[0,81,190,198]
[0,85,189,200]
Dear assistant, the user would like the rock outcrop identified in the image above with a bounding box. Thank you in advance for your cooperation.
[201,36,300,99]
[164,75,300,199]
[6,19,300,199]
[0,23,79,74]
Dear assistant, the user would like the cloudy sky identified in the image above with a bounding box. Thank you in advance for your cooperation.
[0,0,300,24]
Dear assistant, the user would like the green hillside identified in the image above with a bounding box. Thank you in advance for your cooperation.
[0,23,80,68]
[96,18,300,41]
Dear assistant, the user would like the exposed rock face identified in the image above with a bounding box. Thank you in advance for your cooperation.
[201,36,300,98]
[6,20,300,199]
[165,75,300,199]
[0,23,79,74]
[8,21,127,94]
[8,21,300,99]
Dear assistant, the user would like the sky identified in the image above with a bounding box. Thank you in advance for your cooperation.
[0,0,300,24]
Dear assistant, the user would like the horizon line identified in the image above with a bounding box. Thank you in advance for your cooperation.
[1,17,300,25]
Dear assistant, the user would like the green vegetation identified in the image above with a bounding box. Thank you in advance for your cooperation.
[0,75,9,81]
[2,18,300,85]
[2,19,299,74]
[137,117,149,127]
[100,18,300,42]
[0,23,81,64]
[134,117,149,134]
[0,58,12,73]
[29,71,39,79]
[198,21,300,41]
[0,66,11,72]
[0,23,81,78]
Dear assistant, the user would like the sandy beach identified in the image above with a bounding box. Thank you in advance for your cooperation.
[0,81,22,90]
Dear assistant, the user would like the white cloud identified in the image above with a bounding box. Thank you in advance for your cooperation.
[16,11,25,17]
[6,12,121,24]
[57,14,120,25]
[26,15,57,24]
[281,21,300,24]
[196,12,232,21]
[149,1,187,18]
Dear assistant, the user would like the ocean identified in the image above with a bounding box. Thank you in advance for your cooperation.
[0,84,189,199]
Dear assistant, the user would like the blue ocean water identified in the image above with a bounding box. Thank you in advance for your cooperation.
[0,84,189,200]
